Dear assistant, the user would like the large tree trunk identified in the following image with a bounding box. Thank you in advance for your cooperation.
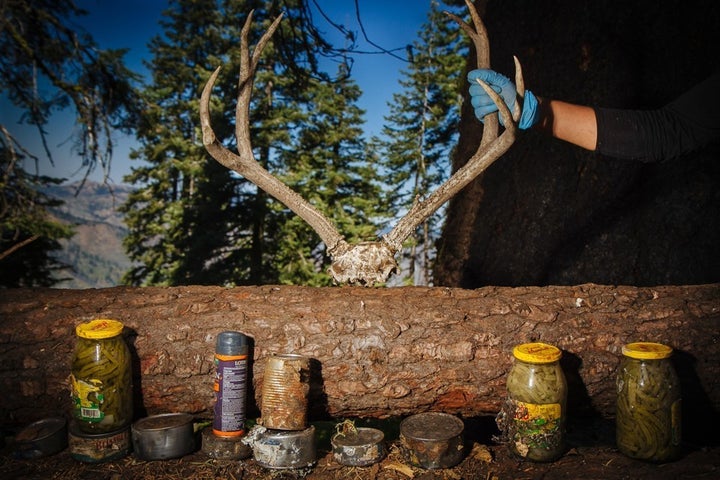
[1,284,718,436]
[435,0,720,288]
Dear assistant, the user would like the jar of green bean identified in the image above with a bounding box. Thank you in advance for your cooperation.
[70,319,133,434]
[616,342,681,462]
[499,342,567,462]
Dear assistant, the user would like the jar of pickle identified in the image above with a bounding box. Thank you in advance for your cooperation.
[70,319,133,433]
[616,342,681,462]
[498,342,567,462]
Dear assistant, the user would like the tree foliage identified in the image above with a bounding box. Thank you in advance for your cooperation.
[0,0,140,287]
[122,0,385,287]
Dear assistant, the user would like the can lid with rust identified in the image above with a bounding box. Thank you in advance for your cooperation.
[400,412,465,469]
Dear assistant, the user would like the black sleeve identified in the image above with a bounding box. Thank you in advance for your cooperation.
[594,73,720,162]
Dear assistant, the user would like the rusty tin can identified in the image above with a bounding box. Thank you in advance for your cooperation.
[400,412,465,469]
[260,354,310,430]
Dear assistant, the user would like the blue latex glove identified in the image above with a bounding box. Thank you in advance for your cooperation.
[467,69,540,130]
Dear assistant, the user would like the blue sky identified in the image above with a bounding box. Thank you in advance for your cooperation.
[5,0,436,184]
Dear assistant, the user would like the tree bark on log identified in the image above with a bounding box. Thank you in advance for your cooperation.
[1,284,718,430]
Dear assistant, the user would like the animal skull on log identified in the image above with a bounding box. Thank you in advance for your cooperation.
[199,0,525,285]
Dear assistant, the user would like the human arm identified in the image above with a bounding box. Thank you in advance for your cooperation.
[468,69,597,151]
[468,69,720,162]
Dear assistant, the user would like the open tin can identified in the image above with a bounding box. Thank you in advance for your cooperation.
[400,412,465,469]
[332,426,385,466]
[14,417,68,459]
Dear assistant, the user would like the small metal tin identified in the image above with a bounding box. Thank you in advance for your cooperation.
[68,421,130,463]
[131,413,195,460]
[201,426,252,460]
[332,427,385,466]
[251,425,316,469]
[14,417,68,459]
[261,354,310,430]
[400,412,465,469]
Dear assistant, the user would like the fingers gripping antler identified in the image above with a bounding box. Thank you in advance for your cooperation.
[383,0,524,252]
[199,11,347,258]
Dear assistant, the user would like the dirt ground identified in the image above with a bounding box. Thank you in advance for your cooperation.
[2,416,718,480]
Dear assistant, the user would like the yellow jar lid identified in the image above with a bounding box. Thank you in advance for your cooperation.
[622,342,672,360]
[512,342,562,363]
[76,319,124,339]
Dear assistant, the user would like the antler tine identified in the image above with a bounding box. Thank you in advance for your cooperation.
[236,10,282,157]
[384,0,517,252]
[444,0,499,146]
[199,12,347,257]
[383,83,516,251]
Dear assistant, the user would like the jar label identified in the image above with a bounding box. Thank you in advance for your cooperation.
[70,374,105,422]
[213,355,248,435]
[510,400,562,456]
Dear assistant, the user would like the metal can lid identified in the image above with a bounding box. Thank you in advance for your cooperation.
[400,412,464,442]
[76,319,124,339]
[332,426,384,447]
[512,342,562,364]
[622,342,673,360]
[215,331,248,356]
[133,413,194,431]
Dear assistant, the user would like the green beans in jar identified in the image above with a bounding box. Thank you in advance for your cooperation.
[616,342,681,462]
[70,319,133,433]
[498,342,567,462]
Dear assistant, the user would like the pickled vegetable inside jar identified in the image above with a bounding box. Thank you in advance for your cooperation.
[70,319,133,433]
[616,342,681,462]
[499,342,567,462]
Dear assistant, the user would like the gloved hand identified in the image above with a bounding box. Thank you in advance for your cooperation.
[467,69,540,130]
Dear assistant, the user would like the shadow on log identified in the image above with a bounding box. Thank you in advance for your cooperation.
[1,284,718,440]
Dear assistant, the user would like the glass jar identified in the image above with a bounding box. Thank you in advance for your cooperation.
[499,342,567,462]
[616,342,681,462]
[70,319,133,433]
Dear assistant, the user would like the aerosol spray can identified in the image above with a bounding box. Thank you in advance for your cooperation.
[212,331,249,437]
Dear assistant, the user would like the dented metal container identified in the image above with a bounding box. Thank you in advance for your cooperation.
[131,413,195,460]
[400,412,465,469]
[14,417,67,459]
[332,426,385,466]
[251,425,316,469]
[260,354,310,430]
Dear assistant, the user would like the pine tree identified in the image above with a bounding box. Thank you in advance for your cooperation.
[274,64,385,286]
[122,0,385,286]
[375,0,466,285]
[121,0,241,286]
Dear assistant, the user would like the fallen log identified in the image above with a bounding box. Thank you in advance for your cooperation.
[1,284,718,433]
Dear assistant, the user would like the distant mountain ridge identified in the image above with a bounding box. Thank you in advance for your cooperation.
[43,181,133,289]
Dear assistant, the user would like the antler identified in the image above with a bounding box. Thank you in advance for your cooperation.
[200,3,522,286]
[384,0,525,252]
[200,11,348,257]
